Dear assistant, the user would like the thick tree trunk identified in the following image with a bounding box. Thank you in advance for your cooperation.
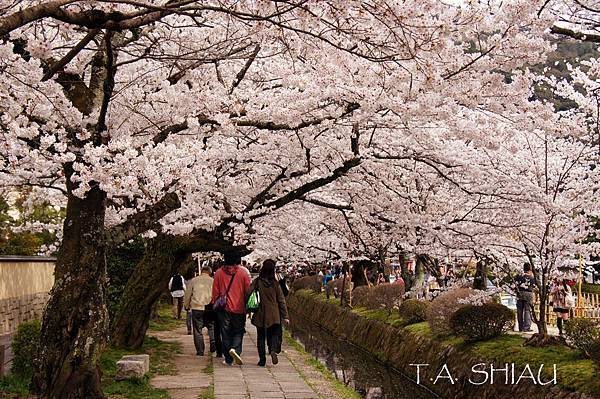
[31,185,108,399]
[111,232,246,348]
[111,234,190,348]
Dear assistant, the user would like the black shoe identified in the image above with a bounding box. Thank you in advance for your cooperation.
[216,353,223,358]
[270,352,278,365]
[258,359,266,367]
[197,352,204,356]
[187,331,192,335]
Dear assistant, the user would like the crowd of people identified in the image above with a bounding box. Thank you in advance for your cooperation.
[167,255,583,361]
[168,250,289,367]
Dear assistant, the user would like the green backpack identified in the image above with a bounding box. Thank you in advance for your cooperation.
[246,285,261,313]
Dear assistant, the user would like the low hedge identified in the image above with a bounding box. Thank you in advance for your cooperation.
[564,318,600,361]
[11,320,41,378]
[291,275,322,293]
[398,299,429,325]
[449,303,515,342]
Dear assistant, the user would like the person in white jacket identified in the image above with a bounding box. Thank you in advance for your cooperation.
[184,266,215,356]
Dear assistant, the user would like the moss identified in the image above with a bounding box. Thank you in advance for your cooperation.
[465,334,600,394]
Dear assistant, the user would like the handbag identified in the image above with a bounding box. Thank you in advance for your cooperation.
[565,293,576,308]
[246,283,261,313]
[213,273,236,310]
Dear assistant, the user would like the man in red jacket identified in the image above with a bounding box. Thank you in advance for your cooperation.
[212,250,251,365]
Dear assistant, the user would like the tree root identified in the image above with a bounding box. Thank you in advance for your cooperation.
[523,333,566,347]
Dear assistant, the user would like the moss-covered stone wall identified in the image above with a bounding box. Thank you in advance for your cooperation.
[287,290,599,399]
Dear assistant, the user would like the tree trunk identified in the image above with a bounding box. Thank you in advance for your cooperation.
[31,185,108,399]
[111,234,190,348]
[111,232,246,348]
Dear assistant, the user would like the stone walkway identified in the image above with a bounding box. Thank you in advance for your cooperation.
[213,321,318,399]
[150,325,211,399]
[150,319,320,399]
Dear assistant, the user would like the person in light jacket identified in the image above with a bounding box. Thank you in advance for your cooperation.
[549,276,573,336]
[184,266,215,356]
[249,259,289,367]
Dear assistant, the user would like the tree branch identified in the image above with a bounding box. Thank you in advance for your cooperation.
[106,191,181,246]
[42,28,100,81]
[550,24,600,43]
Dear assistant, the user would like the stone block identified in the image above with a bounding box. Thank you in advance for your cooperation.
[366,387,383,399]
[121,354,150,373]
[115,359,146,381]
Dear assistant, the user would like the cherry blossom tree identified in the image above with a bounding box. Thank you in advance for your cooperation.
[0,0,567,396]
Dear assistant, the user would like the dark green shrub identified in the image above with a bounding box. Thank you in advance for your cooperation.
[11,320,41,378]
[449,303,515,342]
[589,341,600,367]
[399,299,429,324]
[564,318,600,358]
[426,287,475,335]
[291,275,322,293]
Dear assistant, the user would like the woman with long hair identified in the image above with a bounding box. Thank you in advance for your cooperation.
[248,259,289,366]
[549,276,573,336]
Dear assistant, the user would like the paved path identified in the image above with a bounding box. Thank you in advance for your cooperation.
[150,325,212,399]
[509,323,560,337]
[213,320,318,399]
[150,319,320,399]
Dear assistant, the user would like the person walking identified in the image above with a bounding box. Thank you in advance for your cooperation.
[184,265,216,356]
[323,269,334,299]
[515,263,536,332]
[249,259,289,367]
[169,272,186,319]
[549,276,573,336]
[184,270,197,335]
[212,250,250,366]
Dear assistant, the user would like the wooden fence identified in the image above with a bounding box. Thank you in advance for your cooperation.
[534,292,600,326]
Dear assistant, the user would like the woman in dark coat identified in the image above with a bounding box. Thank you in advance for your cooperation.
[249,259,289,366]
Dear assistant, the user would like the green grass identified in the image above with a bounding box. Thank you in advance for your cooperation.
[198,384,215,399]
[148,303,186,332]
[0,373,30,398]
[202,361,214,376]
[100,336,182,398]
[465,334,600,395]
[284,331,362,399]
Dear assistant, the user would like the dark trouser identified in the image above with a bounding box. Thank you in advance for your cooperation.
[256,324,282,362]
[516,292,533,331]
[217,310,246,364]
[186,310,192,333]
[213,313,223,357]
[172,296,184,319]
[192,310,216,355]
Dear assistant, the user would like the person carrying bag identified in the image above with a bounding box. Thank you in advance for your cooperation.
[247,259,289,367]
[211,250,250,366]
